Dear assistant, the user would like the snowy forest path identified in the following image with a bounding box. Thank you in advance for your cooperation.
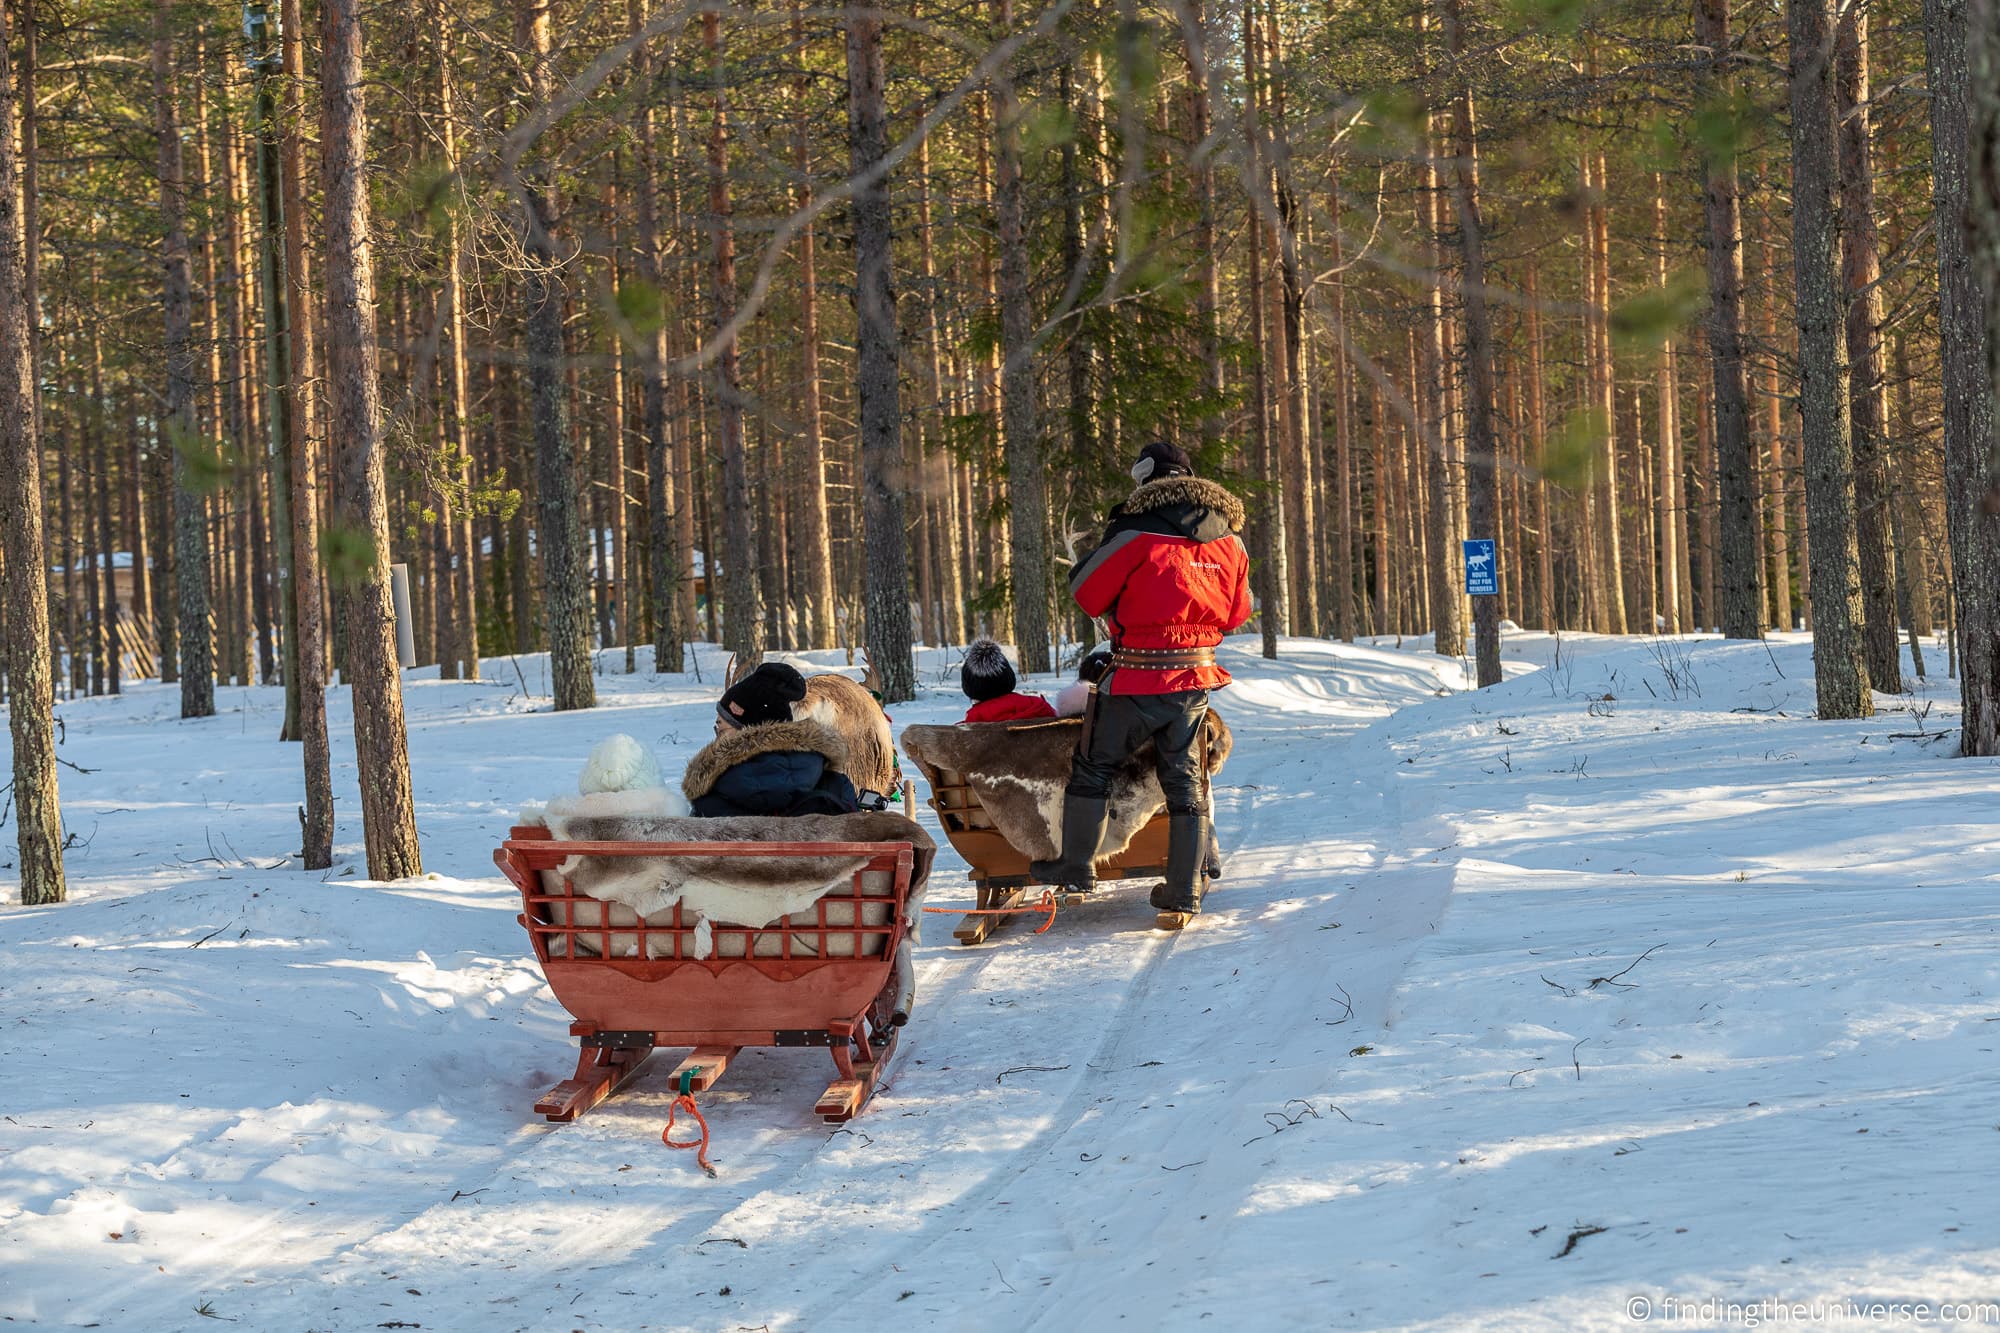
[0,640,1478,1332]
[736,646,1473,1330]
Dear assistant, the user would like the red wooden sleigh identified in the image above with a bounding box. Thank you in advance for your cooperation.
[495,826,917,1124]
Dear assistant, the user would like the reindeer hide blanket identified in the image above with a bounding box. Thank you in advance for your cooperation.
[520,808,934,961]
[899,710,1231,863]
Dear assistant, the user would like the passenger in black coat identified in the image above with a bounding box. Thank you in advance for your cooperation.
[681,718,861,818]
[682,662,860,818]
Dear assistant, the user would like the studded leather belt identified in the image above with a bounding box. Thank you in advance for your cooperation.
[1111,646,1217,672]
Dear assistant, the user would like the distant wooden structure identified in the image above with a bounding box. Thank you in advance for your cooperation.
[50,556,157,686]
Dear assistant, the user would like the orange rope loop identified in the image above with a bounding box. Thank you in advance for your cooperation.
[662,1093,716,1175]
[920,889,1061,934]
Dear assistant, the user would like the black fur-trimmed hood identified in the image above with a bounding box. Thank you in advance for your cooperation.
[1119,475,1245,538]
[682,719,853,801]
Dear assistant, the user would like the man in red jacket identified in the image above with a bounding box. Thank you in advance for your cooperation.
[1031,441,1253,927]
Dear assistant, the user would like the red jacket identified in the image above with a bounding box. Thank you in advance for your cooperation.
[1070,476,1253,695]
[964,692,1058,724]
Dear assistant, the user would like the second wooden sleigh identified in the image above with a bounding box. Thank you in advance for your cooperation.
[900,712,1229,945]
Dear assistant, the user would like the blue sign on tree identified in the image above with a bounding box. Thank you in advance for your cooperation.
[1463,539,1498,596]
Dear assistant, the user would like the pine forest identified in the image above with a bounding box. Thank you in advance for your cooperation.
[4,0,2000,904]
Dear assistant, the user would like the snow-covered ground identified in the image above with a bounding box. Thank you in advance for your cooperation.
[3,630,1996,1330]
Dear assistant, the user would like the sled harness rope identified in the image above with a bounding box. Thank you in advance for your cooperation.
[921,888,1061,934]
[662,1068,716,1176]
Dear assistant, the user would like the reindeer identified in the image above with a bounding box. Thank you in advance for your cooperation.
[719,653,899,804]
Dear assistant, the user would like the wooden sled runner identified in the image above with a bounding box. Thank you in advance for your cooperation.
[901,713,1230,945]
[495,825,925,1124]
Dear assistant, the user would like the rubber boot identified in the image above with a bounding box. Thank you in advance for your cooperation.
[1151,812,1208,929]
[1031,794,1109,892]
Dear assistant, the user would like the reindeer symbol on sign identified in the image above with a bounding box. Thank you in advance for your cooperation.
[1463,539,1499,596]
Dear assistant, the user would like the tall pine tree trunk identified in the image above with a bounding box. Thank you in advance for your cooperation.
[249,3,298,711]
[1890,333,1938,648]
[916,135,966,646]
[973,97,1011,642]
[211,65,258,688]
[1973,0,2000,494]
[1652,182,1684,633]
[1836,9,1901,690]
[992,0,1050,673]
[1248,7,1292,646]
[1926,0,2000,750]
[87,312,118,695]
[849,5,915,699]
[1788,0,1871,717]
[702,10,761,668]
[991,9,1052,667]
[155,3,213,718]
[57,397,75,698]
[1328,180,1356,640]
[1059,61,1098,498]
[1693,353,1717,627]
[1757,242,1795,629]
[1418,119,1458,654]
[605,198,633,671]
[1695,0,1764,640]
[1265,8,1318,636]
[1440,0,1501,684]
[791,0,838,650]
[629,5,685,673]
[1585,147,1628,633]
[321,0,423,877]
[1526,265,1556,631]
[1244,19,1282,658]
[432,4,478,682]
[22,0,52,693]
[1180,0,1224,443]
[519,0,595,709]
[282,0,331,867]
[0,0,64,904]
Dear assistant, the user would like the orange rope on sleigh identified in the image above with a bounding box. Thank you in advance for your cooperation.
[661,1067,717,1175]
[663,1089,715,1175]
[921,889,1061,934]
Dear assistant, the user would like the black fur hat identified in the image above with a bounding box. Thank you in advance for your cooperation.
[961,638,1018,702]
[718,661,808,728]
[1131,439,1194,483]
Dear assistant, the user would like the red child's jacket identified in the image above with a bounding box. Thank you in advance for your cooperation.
[1069,476,1253,696]
[964,692,1058,724]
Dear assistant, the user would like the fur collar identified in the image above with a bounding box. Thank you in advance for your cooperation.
[1123,475,1245,533]
[682,718,852,800]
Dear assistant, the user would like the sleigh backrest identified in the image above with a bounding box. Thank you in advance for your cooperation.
[497,828,913,965]
[907,755,998,834]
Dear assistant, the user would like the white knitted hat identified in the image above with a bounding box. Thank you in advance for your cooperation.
[578,734,665,794]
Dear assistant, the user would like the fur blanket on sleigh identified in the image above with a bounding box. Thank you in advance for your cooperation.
[521,792,935,959]
[899,710,1232,863]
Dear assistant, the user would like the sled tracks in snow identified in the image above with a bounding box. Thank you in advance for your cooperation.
[792,919,1188,1324]
[378,789,1260,1324]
